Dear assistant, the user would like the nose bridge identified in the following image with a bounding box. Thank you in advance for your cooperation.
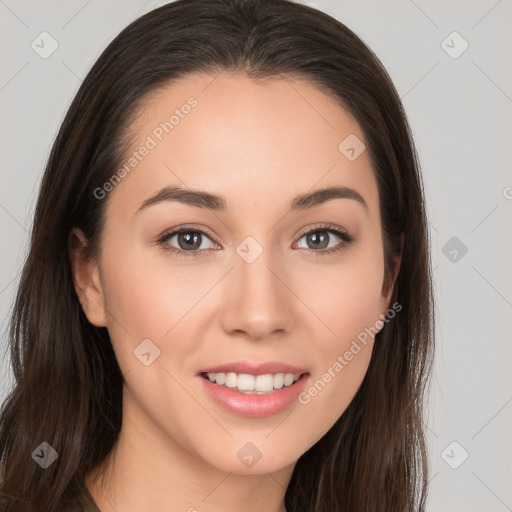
[221,234,294,339]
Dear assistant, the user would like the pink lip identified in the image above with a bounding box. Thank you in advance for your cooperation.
[197,373,310,418]
[197,361,308,376]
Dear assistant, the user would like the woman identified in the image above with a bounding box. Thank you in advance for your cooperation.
[0,0,435,510]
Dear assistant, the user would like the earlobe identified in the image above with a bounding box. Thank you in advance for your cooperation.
[68,228,107,327]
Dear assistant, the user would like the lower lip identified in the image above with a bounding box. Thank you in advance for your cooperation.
[197,373,309,418]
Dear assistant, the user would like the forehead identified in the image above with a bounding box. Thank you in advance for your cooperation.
[109,72,379,220]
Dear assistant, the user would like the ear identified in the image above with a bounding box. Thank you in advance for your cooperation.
[68,228,107,327]
[380,232,404,313]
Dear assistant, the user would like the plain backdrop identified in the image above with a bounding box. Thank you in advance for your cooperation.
[1,1,511,511]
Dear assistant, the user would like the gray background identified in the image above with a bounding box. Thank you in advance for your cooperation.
[1,1,511,510]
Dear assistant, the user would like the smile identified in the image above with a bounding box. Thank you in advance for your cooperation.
[201,371,302,394]
[198,371,310,418]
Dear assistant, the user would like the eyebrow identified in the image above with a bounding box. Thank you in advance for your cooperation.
[135,184,368,215]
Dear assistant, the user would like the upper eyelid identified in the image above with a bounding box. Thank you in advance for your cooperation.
[295,223,350,239]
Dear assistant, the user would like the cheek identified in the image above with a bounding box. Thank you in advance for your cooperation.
[297,341,372,446]
[292,238,384,430]
[96,241,179,378]
[298,237,385,351]
[97,239,222,379]
[100,240,196,336]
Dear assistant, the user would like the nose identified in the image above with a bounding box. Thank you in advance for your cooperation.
[220,247,295,340]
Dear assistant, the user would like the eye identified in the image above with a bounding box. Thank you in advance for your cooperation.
[156,223,354,258]
[157,226,218,258]
[293,223,354,256]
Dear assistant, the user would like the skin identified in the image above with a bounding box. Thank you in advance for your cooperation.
[69,72,402,512]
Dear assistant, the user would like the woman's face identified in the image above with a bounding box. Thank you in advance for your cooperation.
[75,72,399,475]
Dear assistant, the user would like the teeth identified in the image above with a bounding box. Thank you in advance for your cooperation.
[205,372,301,393]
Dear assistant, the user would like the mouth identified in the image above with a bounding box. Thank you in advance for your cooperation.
[198,370,310,418]
[200,371,308,394]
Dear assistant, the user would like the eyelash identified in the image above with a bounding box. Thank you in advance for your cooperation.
[156,223,354,258]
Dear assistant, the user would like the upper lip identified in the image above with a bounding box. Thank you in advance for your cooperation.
[197,361,309,376]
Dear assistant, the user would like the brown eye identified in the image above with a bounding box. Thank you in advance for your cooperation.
[163,230,215,251]
[302,230,331,250]
[158,226,218,258]
[294,224,353,255]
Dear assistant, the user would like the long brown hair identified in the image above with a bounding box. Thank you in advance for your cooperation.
[0,0,435,510]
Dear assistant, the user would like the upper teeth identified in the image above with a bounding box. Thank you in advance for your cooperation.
[205,372,301,393]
